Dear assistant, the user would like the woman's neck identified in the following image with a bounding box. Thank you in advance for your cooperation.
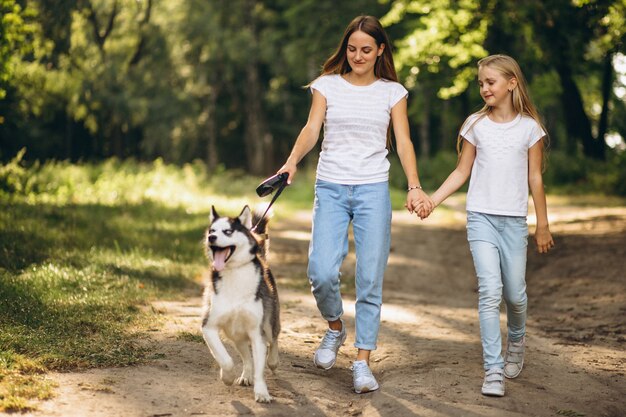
[343,71,377,86]
[489,103,518,123]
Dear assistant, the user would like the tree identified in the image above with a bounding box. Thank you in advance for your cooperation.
[384,0,626,160]
[381,0,489,155]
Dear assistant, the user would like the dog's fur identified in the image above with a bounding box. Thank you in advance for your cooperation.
[201,205,280,403]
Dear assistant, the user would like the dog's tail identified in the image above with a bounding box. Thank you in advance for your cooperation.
[252,205,270,260]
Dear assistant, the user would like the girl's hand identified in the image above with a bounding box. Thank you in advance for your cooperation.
[534,225,554,254]
[416,204,432,219]
[277,162,297,185]
[406,189,434,219]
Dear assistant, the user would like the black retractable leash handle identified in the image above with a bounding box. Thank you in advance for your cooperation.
[252,172,289,233]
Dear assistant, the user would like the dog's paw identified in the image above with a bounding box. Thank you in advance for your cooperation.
[220,366,237,386]
[254,389,272,403]
[267,357,279,372]
[236,375,252,386]
[267,343,279,371]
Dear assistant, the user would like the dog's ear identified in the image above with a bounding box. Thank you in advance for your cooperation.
[210,206,220,223]
[238,205,253,229]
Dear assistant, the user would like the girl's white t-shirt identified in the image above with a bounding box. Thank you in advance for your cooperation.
[461,113,546,217]
[310,74,408,184]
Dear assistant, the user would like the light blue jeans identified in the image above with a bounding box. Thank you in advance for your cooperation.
[467,211,528,370]
[307,179,392,351]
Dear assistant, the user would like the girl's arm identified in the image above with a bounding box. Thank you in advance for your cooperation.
[390,97,433,214]
[528,140,554,253]
[277,90,326,183]
[430,139,476,208]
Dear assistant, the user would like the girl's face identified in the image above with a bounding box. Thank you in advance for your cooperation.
[346,30,384,77]
[478,65,517,108]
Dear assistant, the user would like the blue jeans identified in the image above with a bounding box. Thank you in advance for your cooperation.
[307,180,392,351]
[467,211,528,370]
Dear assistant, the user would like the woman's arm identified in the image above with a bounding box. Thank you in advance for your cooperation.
[390,97,433,214]
[277,90,327,183]
[430,139,476,207]
[528,140,554,253]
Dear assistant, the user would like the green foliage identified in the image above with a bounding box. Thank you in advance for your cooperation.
[383,0,488,99]
[0,0,36,99]
[0,0,625,188]
[0,156,222,411]
[544,149,626,196]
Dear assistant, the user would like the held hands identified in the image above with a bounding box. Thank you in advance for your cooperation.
[534,225,555,254]
[405,189,435,220]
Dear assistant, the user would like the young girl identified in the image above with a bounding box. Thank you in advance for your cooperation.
[417,54,554,397]
[277,15,433,393]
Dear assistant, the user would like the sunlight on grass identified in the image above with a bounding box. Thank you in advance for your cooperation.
[0,352,55,413]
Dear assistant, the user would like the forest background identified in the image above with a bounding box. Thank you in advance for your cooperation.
[1,0,626,195]
[1,1,626,414]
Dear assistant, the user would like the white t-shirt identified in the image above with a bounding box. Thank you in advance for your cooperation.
[461,113,546,217]
[310,74,408,184]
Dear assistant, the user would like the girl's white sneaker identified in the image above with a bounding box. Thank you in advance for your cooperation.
[481,367,505,397]
[504,337,525,378]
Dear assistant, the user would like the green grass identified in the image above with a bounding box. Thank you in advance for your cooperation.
[176,331,204,343]
[0,201,206,411]
[0,156,227,411]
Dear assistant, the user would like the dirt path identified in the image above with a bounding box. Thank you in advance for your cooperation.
[12,202,626,417]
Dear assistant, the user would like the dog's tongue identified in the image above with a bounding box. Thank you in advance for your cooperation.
[213,248,231,272]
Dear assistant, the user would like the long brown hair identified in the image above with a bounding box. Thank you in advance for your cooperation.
[321,15,398,82]
[312,16,399,148]
[457,55,549,166]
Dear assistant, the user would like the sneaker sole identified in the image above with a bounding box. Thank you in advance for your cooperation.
[355,382,379,394]
[481,389,505,397]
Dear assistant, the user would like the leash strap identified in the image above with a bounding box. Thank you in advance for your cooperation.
[251,181,287,233]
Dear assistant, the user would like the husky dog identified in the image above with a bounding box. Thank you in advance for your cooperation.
[201,205,280,403]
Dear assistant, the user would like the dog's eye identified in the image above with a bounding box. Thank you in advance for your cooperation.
[209,228,215,234]
[223,229,233,236]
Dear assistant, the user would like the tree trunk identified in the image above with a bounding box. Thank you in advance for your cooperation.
[206,84,219,171]
[65,114,73,160]
[533,6,606,160]
[555,62,604,159]
[596,50,613,157]
[419,85,431,157]
[242,0,269,175]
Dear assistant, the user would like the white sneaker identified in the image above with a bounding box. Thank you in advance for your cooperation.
[504,337,525,379]
[481,367,505,397]
[352,360,379,394]
[313,320,346,370]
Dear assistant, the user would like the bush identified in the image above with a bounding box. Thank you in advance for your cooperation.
[544,149,626,196]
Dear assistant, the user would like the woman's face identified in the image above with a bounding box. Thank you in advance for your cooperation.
[478,65,516,108]
[346,30,384,77]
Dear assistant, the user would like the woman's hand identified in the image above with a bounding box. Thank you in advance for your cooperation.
[277,161,297,185]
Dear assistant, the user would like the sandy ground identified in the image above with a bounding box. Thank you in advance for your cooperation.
[11,200,626,417]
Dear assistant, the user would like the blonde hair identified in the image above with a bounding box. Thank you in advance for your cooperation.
[457,55,549,165]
